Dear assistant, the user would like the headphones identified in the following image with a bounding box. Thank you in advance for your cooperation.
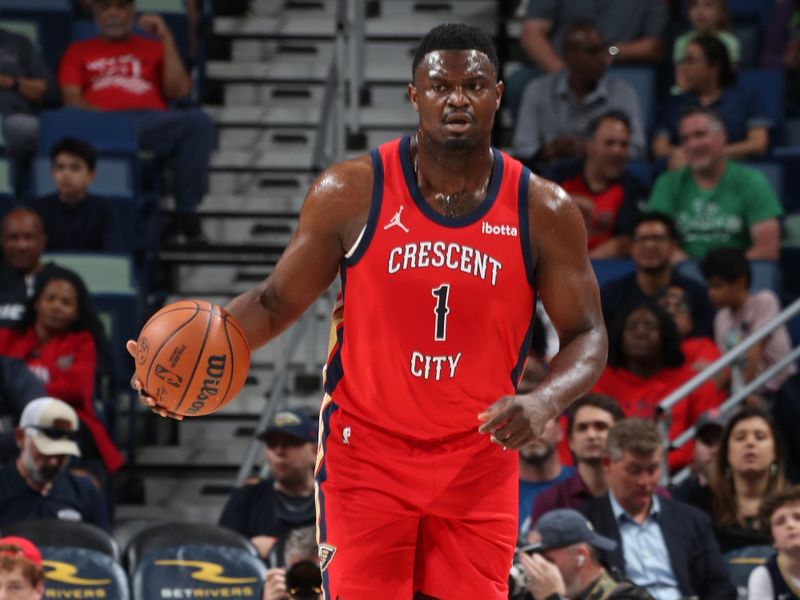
[577,555,585,567]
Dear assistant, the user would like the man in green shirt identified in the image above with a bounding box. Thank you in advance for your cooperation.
[646,106,781,260]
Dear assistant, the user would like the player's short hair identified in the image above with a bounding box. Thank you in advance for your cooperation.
[700,247,751,286]
[606,418,662,461]
[49,137,98,171]
[566,394,625,437]
[760,486,800,539]
[587,109,631,137]
[411,23,499,83]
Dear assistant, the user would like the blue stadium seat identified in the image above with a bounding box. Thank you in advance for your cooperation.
[678,260,781,293]
[726,0,775,25]
[3,518,120,560]
[738,69,785,136]
[93,292,140,389]
[608,66,656,133]
[37,109,139,160]
[31,156,135,200]
[735,24,761,67]
[626,160,655,187]
[42,547,130,600]
[742,161,784,203]
[784,119,800,146]
[772,147,800,213]
[592,259,636,288]
[0,0,72,73]
[724,545,774,598]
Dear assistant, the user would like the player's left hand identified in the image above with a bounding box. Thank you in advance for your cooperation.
[477,394,555,450]
[519,552,566,599]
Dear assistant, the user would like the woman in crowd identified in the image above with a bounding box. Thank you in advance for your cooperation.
[688,405,788,553]
[653,34,769,169]
[0,269,123,477]
[593,300,722,471]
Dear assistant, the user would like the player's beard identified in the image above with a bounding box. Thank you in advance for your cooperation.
[443,137,477,152]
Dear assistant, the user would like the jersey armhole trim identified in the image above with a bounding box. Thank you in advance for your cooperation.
[344,148,384,266]
[518,167,536,288]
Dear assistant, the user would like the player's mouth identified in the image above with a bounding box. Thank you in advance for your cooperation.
[443,113,472,133]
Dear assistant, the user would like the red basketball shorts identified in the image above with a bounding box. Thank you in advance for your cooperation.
[315,398,518,600]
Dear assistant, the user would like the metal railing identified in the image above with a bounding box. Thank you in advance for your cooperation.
[656,296,800,485]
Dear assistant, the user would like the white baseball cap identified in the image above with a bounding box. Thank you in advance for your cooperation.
[19,398,81,457]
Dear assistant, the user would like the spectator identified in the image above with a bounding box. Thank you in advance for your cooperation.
[657,285,722,377]
[552,110,647,258]
[513,24,646,167]
[593,301,722,471]
[219,410,316,566]
[582,418,736,600]
[519,417,575,539]
[0,269,123,477]
[761,0,800,117]
[0,209,69,327]
[58,0,215,245]
[0,24,54,185]
[700,248,800,475]
[748,486,800,598]
[653,36,769,168]
[530,394,625,528]
[508,0,667,118]
[601,212,715,338]
[647,107,782,260]
[519,508,654,599]
[0,357,45,462]
[670,409,726,502]
[263,526,322,600]
[686,405,788,553]
[0,398,111,532]
[673,0,740,67]
[29,138,119,252]
[0,536,44,599]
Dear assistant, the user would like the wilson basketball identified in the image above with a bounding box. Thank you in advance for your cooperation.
[134,300,251,416]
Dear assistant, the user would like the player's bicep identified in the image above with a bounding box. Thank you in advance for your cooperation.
[532,184,604,341]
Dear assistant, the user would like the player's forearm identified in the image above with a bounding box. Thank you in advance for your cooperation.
[533,324,608,417]
[225,283,309,351]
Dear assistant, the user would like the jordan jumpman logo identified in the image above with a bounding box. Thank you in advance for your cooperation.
[384,205,409,233]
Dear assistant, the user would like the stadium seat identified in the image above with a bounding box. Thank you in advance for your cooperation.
[37,109,139,160]
[126,523,258,575]
[726,0,775,25]
[113,519,171,569]
[677,260,781,294]
[738,69,786,137]
[43,252,136,294]
[31,156,135,200]
[41,546,130,600]
[0,0,72,73]
[608,66,656,133]
[0,20,40,47]
[591,259,636,288]
[784,119,800,146]
[626,160,655,187]
[742,161,784,204]
[93,292,140,391]
[724,544,774,597]
[3,519,120,562]
[734,23,761,67]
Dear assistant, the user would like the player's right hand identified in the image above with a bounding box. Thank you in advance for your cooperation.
[126,340,184,420]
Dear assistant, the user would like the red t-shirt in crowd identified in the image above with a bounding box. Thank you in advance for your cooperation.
[593,364,723,472]
[59,35,166,111]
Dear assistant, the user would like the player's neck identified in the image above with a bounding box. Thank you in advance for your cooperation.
[413,132,493,217]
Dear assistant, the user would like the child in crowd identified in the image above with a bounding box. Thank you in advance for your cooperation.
[748,486,800,598]
[29,137,119,252]
[674,0,740,66]
[0,536,44,599]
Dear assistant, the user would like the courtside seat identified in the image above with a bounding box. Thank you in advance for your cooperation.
[37,109,139,162]
[128,523,264,600]
[112,519,171,570]
[40,546,130,600]
[3,518,120,561]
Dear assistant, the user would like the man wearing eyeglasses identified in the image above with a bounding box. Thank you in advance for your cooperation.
[600,212,714,337]
[0,397,111,532]
[219,410,317,567]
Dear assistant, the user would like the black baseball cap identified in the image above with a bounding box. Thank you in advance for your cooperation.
[520,509,617,553]
[257,410,316,444]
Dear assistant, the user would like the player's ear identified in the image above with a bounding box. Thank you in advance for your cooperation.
[495,80,504,111]
[408,82,419,112]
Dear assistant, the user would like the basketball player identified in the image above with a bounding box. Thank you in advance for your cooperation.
[129,24,607,599]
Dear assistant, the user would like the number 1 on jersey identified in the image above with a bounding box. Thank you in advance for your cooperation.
[431,284,450,341]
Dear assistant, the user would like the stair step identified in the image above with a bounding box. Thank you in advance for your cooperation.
[222,83,410,109]
[209,105,416,129]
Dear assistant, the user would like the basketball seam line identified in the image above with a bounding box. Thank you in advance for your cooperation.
[143,302,201,398]
[216,315,237,413]
[173,305,215,414]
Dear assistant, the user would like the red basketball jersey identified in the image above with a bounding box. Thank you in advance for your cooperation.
[323,137,536,440]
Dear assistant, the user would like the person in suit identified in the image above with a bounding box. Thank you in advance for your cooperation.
[582,417,736,600]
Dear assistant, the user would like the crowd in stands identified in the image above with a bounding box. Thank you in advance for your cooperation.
[0,0,799,598]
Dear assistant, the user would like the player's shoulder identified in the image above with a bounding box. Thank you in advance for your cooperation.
[525,170,576,221]
[304,154,374,213]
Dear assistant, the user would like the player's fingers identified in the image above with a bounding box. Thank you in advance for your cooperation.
[479,401,521,435]
[477,396,512,422]
[125,340,137,357]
